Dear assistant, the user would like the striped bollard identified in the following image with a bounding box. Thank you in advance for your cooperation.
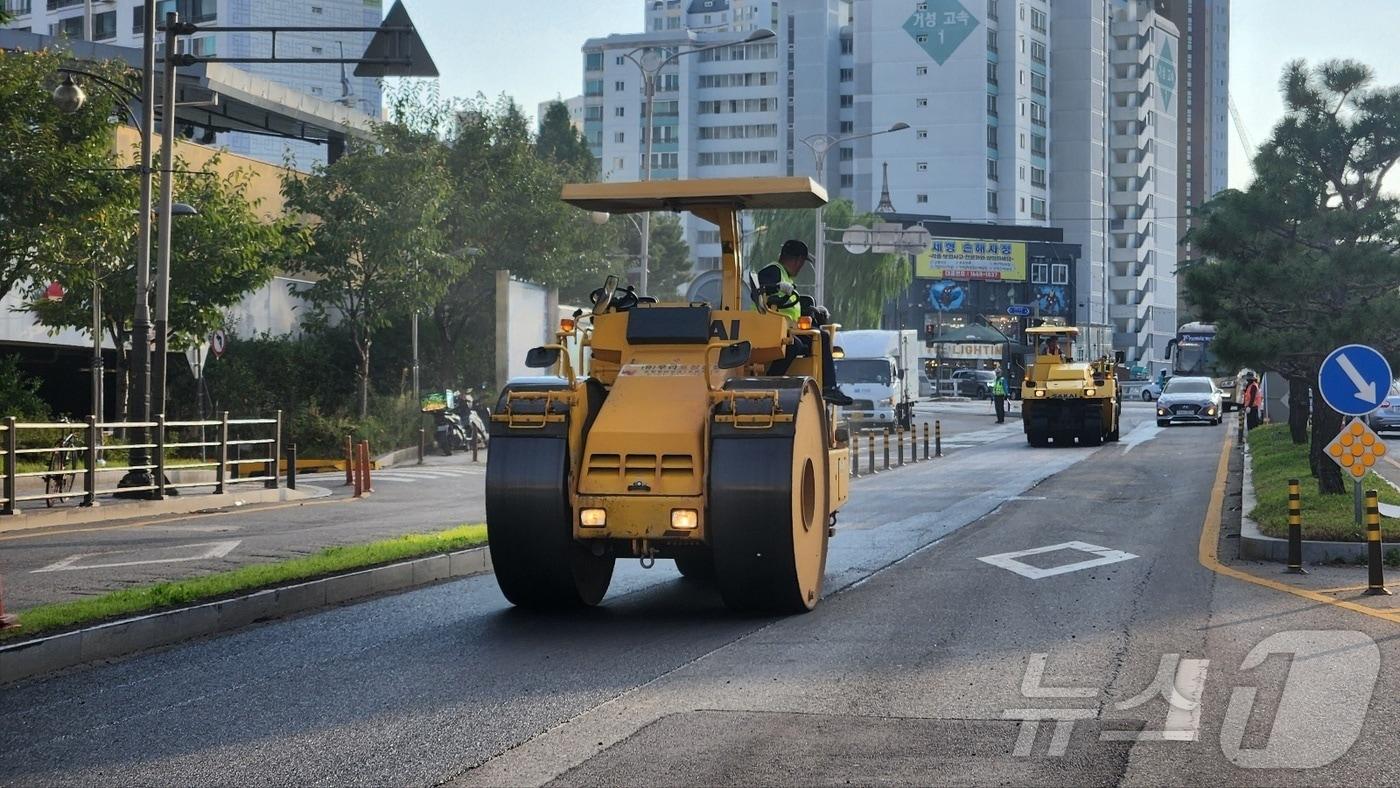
[868,432,876,474]
[896,428,905,466]
[1284,478,1306,574]
[922,422,930,460]
[935,420,943,458]
[1364,490,1390,596]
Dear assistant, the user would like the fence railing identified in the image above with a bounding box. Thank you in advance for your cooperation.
[0,411,281,515]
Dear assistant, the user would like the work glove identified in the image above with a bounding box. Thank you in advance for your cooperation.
[776,281,795,296]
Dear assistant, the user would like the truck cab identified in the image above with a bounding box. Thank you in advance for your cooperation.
[834,329,919,431]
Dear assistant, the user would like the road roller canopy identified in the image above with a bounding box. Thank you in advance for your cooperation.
[1025,326,1080,338]
[560,177,827,215]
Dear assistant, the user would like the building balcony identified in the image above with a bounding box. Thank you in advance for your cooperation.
[1109,299,1153,323]
[1110,243,1149,264]
[1111,48,1148,67]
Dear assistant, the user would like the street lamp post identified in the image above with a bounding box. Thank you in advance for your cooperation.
[623,28,774,296]
[800,122,910,306]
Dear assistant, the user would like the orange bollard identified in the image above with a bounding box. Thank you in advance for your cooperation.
[352,444,363,498]
[360,440,374,493]
[344,435,354,486]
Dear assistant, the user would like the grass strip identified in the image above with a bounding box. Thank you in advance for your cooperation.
[2,524,487,642]
[1248,424,1400,541]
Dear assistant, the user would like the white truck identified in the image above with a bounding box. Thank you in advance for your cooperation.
[834,329,920,432]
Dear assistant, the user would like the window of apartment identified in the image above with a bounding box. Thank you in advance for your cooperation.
[1051,263,1069,285]
[50,15,83,38]
[1031,40,1046,65]
[840,174,854,188]
[132,4,144,33]
[311,45,323,54]
[1031,71,1046,96]
[840,94,854,108]
[987,190,999,213]
[615,55,625,66]
[613,157,625,171]
[1031,263,1049,284]
[1019,132,1026,149]
[651,152,679,169]
[840,36,853,55]
[986,125,998,148]
[986,94,998,116]
[187,0,216,22]
[1031,166,1046,188]
[585,80,603,97]
[310,5,322,14]
[917,194,929,203]
[1018,69,1025,85]
[916,161,928,172]
[614,131,626,143]
[987,30,998,52]
[697,230,722,244]
[585,106,603,121]
[614,106,626,117]
[1031,8,1047,32]
[698,256,721,271]
[1031,133,1046,156]
[839,147,854,161]
[840,120,854,133]
[916,65,928,76]
[839,68,854,82]
[916,128,928,139]
[1031,197,1047,219]
[1019,197,1026,213]
[917,98,928,107]
[987,0,998,21]
[1029,101,1046,127]
[190,36,215,57]
[667,15,681,28]
[661,73,679,91]
[986,62,998,85]
[92,9,115,39]
[614,81,626,92]
[1019,165,1025,180]
[987,159,998,180]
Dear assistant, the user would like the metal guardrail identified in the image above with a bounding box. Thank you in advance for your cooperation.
[0,410,281,515]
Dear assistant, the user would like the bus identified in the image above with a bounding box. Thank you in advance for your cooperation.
[1165,322,1241,410]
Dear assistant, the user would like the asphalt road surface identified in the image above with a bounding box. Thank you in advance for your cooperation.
[0,401,1014,610]
[5,402,1400,786]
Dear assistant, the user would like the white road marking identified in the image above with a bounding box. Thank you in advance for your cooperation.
[1006,496,1047,501]
[1120,421,1164,454]
[977,540,1138,580]
[33,539,243,573]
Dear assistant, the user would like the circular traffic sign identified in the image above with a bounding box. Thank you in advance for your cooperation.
[1318,344,1393,417]
[210,329,227,358]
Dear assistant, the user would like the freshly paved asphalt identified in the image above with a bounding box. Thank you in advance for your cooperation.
[5,401,1398,786]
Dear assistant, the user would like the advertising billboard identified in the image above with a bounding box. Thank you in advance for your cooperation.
[915,238,1027,281]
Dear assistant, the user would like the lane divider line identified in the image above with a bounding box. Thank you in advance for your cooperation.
[1198,431,1400,624]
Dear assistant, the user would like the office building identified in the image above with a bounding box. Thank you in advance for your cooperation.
[2,0,383,166]
[584,0,1192,367]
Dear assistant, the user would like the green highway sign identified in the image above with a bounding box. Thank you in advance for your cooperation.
[904,0,979,66]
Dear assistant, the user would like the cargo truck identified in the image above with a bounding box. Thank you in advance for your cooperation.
[834,329,920,432]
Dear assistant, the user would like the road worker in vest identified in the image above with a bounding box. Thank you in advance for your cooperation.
[757,239,853,406]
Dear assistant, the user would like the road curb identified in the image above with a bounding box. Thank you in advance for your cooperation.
[0,484,329,534]
[1237,444,1374,563]
[0,545,493,686]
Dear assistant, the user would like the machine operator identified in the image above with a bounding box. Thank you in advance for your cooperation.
[757,239,853,406]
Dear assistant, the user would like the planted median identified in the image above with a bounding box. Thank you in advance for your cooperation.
[1248,424,1400,542]
[1,524,488,643]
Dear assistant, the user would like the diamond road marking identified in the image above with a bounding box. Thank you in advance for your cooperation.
[33,540,242,573]
[977,540,1138,580]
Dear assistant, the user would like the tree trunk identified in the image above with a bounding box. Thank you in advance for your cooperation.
[1309,381,1345,494]
[357,342,371,420]
[1287,376,1309,444]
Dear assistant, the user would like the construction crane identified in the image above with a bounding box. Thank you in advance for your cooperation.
[1228,93,1255,174]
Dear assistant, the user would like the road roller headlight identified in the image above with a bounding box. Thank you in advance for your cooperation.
[1035,389,1046,398]
[580,508,607,527]
[1085,388,1096,397]
[671,509,699,530]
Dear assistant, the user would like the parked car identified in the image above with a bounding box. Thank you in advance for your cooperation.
[1156,376,1224,426]
[950,368,997,399]
[1133,380,1163,402]
[1367,384,1400,434]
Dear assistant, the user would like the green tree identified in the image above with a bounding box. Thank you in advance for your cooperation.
[283,113,459,418]
[1184,59,1400,494]
[28,154,292,420]
[423,96,616,388]
[747,200,910,329]
[0,50,132,303]
[616,213,692,298]
[536,100,595,180]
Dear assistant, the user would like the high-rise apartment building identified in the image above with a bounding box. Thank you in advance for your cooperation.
[583,0,1205,368]
[3,0,383,166]
[538,95,586,133]
[1163,0,1229,273]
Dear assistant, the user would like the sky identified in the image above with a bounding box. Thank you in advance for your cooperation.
[401,0,1400,190]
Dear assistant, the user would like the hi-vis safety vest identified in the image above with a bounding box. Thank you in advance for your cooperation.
[758,263,801,323]
[992,376,1007,396]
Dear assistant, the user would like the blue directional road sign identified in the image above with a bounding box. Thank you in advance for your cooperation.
[1007,304,1033,317]
[1318,344,1394,417]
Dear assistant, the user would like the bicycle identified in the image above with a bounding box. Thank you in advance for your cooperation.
[44,423,80,507]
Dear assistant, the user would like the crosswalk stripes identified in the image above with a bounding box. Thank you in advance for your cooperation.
[301,465,485,487]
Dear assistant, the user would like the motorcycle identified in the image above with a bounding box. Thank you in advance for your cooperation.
[426,407,469,456]
[461,390,490,451]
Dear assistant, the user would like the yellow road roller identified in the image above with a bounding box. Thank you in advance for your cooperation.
[1020,326,1123,447]
[485,177,850,613]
